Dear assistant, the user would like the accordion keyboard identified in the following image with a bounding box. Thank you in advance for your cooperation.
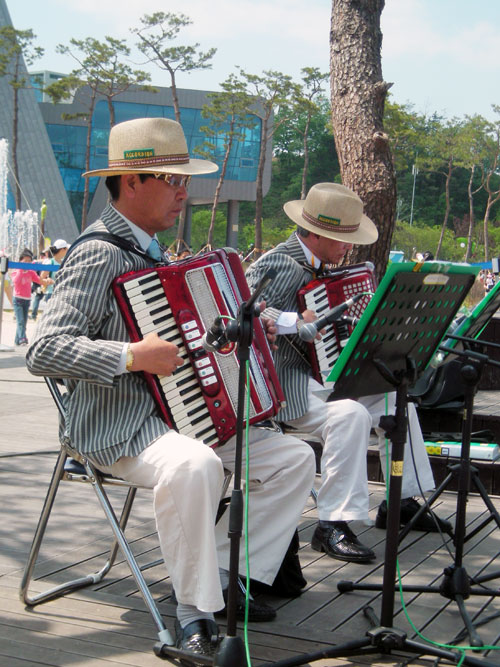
[303,284,344,378]
[122,271,219,446]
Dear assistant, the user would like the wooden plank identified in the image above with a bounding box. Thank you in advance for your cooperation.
[0,618,171,666]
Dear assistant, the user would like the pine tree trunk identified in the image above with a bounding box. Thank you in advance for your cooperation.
[330,0,396,280]
[254,120,267,259]
[435,161,452,260]
[12,55,21,210]
[300,115,311,200]
[81,89,97,232]
[483,200,493,262]
[208,134,233,248]
[465,165,475,262]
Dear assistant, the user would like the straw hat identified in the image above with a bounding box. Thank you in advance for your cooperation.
[284,183,378,245]
[83,117,218,178]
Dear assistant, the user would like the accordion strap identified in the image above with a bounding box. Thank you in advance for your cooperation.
[60,232,160,268]
[265,252,313,369]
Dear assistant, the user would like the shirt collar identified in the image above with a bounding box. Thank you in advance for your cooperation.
[295,232,322,271]
[110,203,156,251]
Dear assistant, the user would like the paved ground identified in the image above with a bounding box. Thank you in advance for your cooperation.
[0,307,42,353]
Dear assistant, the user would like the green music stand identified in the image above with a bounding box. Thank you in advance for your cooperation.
[325,262,489,665]
[327,261,478,398]
[442,278,500,356]
[262,262,494,667]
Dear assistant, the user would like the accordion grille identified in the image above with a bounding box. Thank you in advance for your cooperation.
[185,263,272,419]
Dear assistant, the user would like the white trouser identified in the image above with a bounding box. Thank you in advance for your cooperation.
[216,426,315,585]
[358,392,435,498]
[97,426,315,613]
[285,378,373,522]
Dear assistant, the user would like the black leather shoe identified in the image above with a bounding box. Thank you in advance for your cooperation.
[375,497,453,534]
[311,522,375,563]
[175,618,220,664]
[215,586,277,622]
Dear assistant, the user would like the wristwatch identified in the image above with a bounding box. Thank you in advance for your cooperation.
[125,344,135,372]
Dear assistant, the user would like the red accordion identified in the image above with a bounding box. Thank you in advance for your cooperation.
[297,262,376,385]
[113,248,285,447]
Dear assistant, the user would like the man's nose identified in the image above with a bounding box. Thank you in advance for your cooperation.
[177,184,188,199]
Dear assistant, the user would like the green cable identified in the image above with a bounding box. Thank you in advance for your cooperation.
[383,392,500,659]
[396,559,500,661]
[214,316,253,663]
[384,392,390,501]
[243,360,252,666]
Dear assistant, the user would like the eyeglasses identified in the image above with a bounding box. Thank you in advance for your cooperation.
[153,173,191,188]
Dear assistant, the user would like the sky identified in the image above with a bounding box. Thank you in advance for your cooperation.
[6,0,500,123]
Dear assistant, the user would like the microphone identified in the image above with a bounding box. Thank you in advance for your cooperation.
[298,294,364,343]
[201,316,228,353]
[340,314,360,327]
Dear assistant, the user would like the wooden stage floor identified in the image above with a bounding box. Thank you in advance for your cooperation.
[2,351,500,666]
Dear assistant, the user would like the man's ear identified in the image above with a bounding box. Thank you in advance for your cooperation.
[120,173,140,199]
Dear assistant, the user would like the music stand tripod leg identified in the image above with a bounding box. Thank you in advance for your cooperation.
[261,372,496,667]
[339,354,496,654]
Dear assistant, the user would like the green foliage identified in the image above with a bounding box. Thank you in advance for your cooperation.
[158,207,228,251]
[240,97,339,229]
[132,12,216,80]
[391,220,484,262]
[55,36,154,114]
[0,26,43,82]
[239,219,296,252]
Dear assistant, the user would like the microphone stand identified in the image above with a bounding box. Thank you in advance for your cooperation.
[158,269,277,666]
[213,269,276,666]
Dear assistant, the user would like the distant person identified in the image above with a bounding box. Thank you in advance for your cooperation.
[30,249,49,321]
[1,251,13,307]
[485,271,496,293]
[10,249,49,345]
[39,239,70,304]
[31,241,69,320]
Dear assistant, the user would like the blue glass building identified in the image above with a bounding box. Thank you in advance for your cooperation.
[37,83,271,248]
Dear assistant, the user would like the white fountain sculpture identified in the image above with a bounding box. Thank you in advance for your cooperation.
[0,137,40,350]
[0,137,40,260]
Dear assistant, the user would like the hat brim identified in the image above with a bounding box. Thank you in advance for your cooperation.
[83,158,219,178]
[284,200,378,245]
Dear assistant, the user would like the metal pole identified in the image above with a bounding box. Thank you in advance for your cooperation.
[0,255,13,351]
[409,164,418,226]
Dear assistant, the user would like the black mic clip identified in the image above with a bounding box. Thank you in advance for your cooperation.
[201,316,230,353]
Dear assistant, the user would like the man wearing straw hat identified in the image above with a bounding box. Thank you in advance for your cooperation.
[246,183,452,564]
[26,118,315,660]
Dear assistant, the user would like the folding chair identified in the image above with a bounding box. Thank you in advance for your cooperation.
[20,376,232,650]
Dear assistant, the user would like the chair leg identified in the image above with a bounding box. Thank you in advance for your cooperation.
[19,449,174,646]
[19,448,104,606]
[85,460,173,643]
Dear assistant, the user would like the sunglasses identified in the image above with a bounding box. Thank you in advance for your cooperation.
[153,173,191,188]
